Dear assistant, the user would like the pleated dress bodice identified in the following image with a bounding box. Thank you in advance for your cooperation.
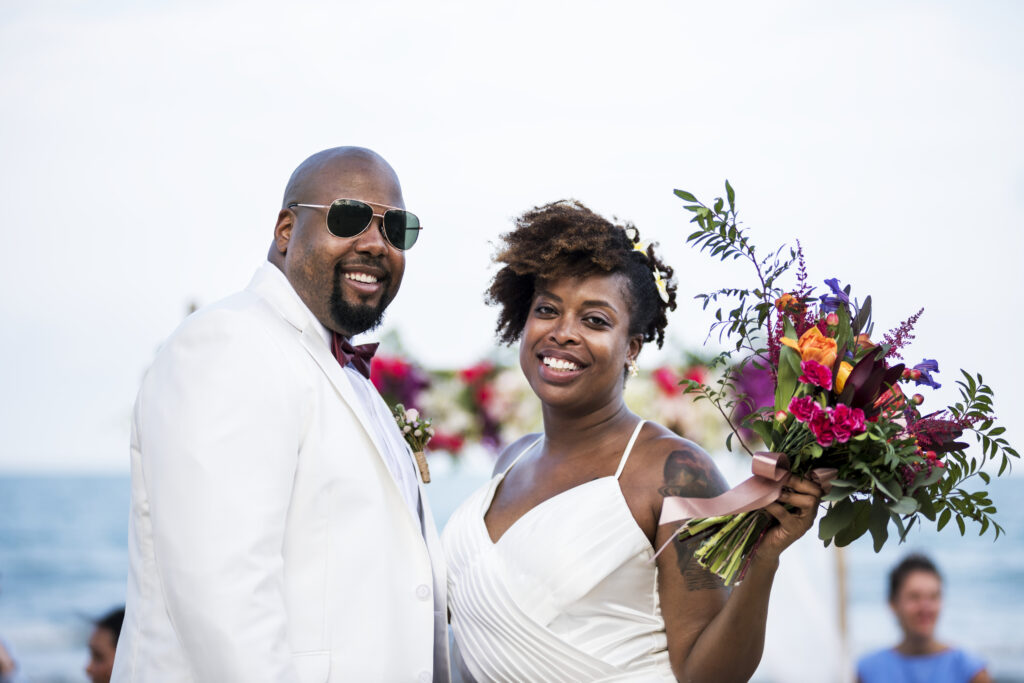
[442,421,675,682]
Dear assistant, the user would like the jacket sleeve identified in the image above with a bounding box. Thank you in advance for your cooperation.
[135,308,306,681]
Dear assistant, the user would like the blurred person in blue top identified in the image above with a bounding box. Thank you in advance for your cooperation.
[857,554,990,683]
[0,637,19,683]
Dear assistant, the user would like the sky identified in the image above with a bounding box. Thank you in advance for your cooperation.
[1,0,1022,472]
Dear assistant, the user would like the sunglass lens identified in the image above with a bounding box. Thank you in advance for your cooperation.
[383,210,421,250]
[327,199,373,238]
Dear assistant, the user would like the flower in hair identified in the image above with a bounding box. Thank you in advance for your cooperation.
[631,240,671,304]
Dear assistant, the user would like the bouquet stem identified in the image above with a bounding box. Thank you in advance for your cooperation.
[678,510,774,585]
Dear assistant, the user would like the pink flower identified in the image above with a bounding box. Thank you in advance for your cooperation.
[652,366,682,396]
[809,406,835,447]
[847,406,866,433]
[831,404,854,443]
[798,360,833,390]
[789,396,817,422]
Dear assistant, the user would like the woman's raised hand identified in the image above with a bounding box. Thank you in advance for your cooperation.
[757,475,825,563]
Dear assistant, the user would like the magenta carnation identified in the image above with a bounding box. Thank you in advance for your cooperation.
[831,404,854,443]
[798,360,833,390]
[831,404,866,443]
[809,406,835,447]
[789,396,817,423]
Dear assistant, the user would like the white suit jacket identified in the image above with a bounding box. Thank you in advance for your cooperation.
[112,263,450,683]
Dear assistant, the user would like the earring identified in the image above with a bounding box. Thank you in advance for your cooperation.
[629,359,639,378]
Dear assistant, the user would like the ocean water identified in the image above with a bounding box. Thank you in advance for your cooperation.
[1,467,1021,682]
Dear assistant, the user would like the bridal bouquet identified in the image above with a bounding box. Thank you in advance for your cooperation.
[662,183,1018,585]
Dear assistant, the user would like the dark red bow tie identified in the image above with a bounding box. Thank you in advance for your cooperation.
[331,332,379,379]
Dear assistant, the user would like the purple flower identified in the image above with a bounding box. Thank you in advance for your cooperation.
[824,278,851,304]
[818,293,842,313]
[913,359,941,389]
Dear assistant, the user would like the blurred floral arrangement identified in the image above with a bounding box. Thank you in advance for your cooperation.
[371,349,732,459]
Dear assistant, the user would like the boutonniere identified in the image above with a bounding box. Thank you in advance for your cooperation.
[392,404,433,483]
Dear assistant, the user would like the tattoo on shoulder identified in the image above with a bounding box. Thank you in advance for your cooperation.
[658,447,730,590]
[657,447,729,499]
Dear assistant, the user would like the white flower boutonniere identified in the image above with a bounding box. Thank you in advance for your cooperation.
[392,403,434,483]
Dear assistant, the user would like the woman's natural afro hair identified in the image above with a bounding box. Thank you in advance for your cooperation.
[486,200,677,349]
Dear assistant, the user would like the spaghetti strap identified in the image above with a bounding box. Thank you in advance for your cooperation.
[614,420,646,479]
[502,434,544,476]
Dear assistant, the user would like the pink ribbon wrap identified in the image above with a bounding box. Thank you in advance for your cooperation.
[653,452,837,559]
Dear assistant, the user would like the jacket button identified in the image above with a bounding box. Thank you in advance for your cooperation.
[416,584,431,600]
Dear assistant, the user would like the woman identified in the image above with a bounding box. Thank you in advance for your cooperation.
[442,201,823,682]
[857,555,990,683]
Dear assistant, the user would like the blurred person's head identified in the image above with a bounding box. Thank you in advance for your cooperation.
[888,554,942,642]
[86,607,124,683]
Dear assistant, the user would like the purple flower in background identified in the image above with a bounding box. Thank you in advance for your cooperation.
[734,360,776,431]
[913,359,941,389]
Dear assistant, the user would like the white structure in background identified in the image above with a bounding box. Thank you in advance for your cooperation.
[716,451,853,683]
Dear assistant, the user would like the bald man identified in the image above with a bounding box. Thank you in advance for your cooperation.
[113,148,449,682]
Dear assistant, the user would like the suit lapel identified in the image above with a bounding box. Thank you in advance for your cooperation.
[247,263,425,532]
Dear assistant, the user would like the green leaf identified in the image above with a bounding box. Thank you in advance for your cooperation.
[869,496,890,552]
[834,305,853,358]
[726,180,735,209]
[822,487,855,503]
[775,343,801,412]
[749,420,773,445]
[819,499,856,541]
[852,296,872,335]
[834,500,873,547]
[674,189,698,202]
[888,496,918,515]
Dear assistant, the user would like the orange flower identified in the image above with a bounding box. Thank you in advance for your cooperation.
[835,361,854,393]
[780,327,838,368]
[775,293,797,311]
[855,334,875,351]
[774,293,805,316]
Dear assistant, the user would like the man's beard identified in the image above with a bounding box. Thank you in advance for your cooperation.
[328,263,389,336]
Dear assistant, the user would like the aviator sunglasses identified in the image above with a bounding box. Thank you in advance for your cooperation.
[287,198,422,250]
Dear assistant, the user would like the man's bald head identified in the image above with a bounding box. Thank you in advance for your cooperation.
[282,147,404,209]
[269,146,409,337]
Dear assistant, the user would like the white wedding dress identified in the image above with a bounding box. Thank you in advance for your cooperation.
[442,420,675,682]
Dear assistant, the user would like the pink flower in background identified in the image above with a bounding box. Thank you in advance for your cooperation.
[798,360,833,390]
[459,361,495,385]
[653,366,682,396]
[683,365,708,385]
[427,430,465,455]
